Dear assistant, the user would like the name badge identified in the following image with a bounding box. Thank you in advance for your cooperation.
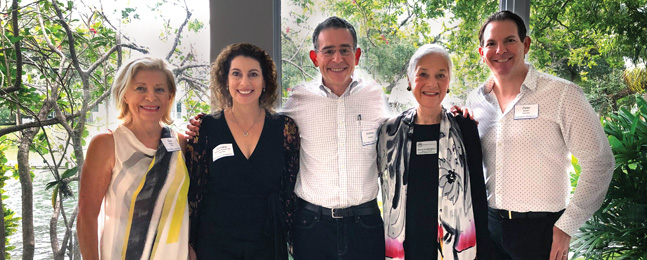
[212,144,234,161]
[161,137,181,152]
[361,129,377,146]
[514,104,539,120]
[416,141,437,155]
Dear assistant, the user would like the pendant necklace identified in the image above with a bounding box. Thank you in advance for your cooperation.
[230,109,263,137]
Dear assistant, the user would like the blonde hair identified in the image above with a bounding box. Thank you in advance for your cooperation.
[112,57,177,124]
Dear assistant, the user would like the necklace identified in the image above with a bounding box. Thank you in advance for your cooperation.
[230,109,263,137]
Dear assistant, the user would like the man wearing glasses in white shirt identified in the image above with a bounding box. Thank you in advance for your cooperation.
[282,16,390,260]
[465,11,614,260]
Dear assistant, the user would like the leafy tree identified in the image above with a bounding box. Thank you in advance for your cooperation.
[571,96,647,259]
[1,0,208,258]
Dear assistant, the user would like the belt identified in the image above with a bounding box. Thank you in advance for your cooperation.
[299,198,380,219]
[489,207,564,220]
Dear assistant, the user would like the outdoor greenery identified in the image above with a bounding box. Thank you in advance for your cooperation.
[571,96,647,259]
[0,136,20,259]
[1,0,208,258]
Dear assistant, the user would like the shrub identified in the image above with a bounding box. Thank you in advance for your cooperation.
[572,96,647,259]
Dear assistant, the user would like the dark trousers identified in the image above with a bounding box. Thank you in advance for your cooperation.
[488,208,564,260]
[292,201,385,260]
[196,234,273,260]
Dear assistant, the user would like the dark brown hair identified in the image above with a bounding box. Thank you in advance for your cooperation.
[210,43,279,111]
[478,11,527,47]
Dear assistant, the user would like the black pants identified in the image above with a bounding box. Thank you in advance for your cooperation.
[195,234,273,260]
[292,201,385,260]
[488,208,564,260]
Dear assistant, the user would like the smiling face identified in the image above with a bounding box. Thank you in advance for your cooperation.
[123,69,171,125]
[479,20,531,80]
[410,53,450,112]
[228,55,265,108]
[309,28,361,93]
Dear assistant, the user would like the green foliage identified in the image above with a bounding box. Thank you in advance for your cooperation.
[46,167,77,209]
[183,88,212,117]
[188,19,205,33]
[569,155,582,195]
[2,206,19,259]
[624,67,647,93]
[0,137,20,259]
[571,96,647,259]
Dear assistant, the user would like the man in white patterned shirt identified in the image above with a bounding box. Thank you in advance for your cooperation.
[185,16,389,259]
[281,16,390,260]
[465,11,614,260]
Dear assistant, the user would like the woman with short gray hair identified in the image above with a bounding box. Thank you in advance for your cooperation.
[377,44,491,259]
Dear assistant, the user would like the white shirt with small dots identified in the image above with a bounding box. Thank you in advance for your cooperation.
[466,64,614,236]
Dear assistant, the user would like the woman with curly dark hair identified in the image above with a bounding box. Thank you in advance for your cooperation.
[185,43,300,260]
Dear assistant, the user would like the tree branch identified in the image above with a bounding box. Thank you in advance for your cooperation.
[6,0,23,95]
[0,88,111,137]
[119,43,149,54]
[166,1,192,61]
[50,0,82,74]
[172,64,209,76]
[282,58,314,79]
[86,45,119,73]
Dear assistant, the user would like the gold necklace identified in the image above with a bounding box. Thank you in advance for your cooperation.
[230,109,263,137]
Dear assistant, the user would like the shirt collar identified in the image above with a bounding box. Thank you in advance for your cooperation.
[317,74,360,97]
[521,64,539,92]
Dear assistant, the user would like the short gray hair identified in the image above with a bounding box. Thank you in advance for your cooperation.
[407,44,452,84]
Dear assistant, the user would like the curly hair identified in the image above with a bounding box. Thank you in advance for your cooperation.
[112,56,176,125]
[211,43,279,112]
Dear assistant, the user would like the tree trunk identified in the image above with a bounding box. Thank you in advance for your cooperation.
[18,128,38,260]
[73,232,80,260]
[50,197,62,260]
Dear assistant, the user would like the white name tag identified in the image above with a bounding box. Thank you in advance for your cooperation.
[416,141,437,155]
[212,144,234,161]
[361,129,377,146]
[161,137,181,152]
[514,104,539,120]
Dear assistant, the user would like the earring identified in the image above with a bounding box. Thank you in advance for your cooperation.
[407,85,411,91]
[447,89,450,93]
[262,88,266,92]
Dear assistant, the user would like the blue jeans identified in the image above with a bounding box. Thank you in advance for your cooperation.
[292,202,385,260]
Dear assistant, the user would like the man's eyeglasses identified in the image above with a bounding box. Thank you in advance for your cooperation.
[316,47,354,57]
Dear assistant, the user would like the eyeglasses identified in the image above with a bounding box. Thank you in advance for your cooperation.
[316,47,354,57]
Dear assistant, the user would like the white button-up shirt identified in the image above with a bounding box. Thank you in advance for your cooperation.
[466,64,614,236]
[282,75,390,208]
